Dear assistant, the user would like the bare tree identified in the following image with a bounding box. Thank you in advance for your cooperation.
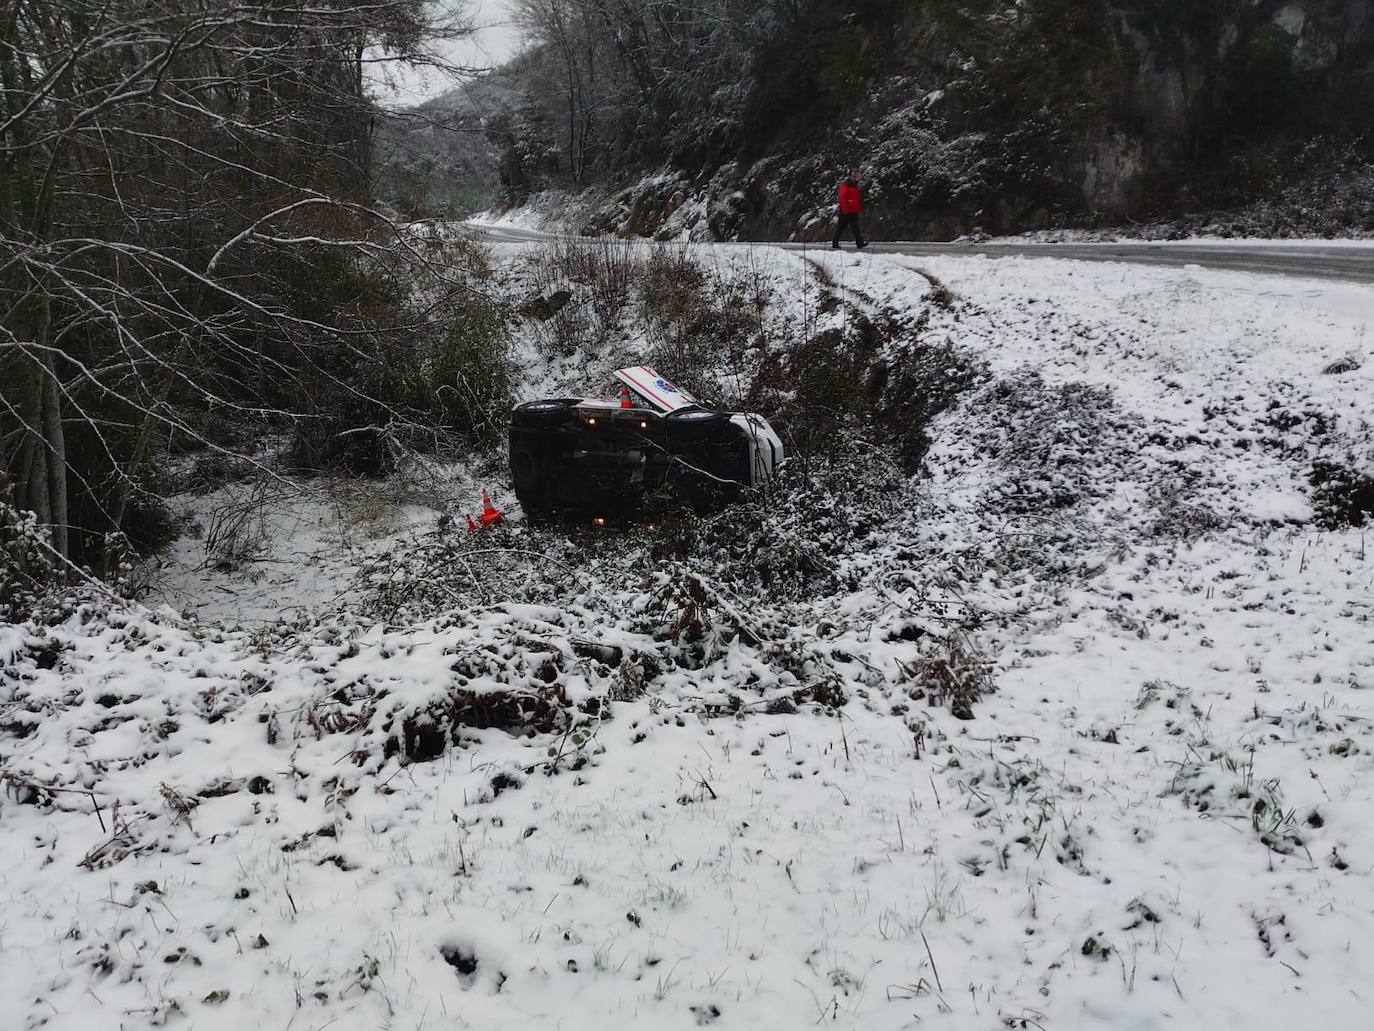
[1,0,475,564]
[514,0,604,182]
[505,0,768,188]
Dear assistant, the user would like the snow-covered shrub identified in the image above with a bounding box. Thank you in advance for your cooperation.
[1147,481,1228,541]
[978,375,1127,517]
[640,243,710,368]
[533,238,636,320]
[522,239,634,354]
[873,336,983,472]
[640,244,759,402]
[1310,458,1374,528]
[680,447,904,601]
[203,483,271,571]
[287,255,512,475]
[903,634,994,721]
[517,238,762,405]
[754,300,980,475]
[557,238,638,327]
[0,474,55,623]
[430,294,515,444]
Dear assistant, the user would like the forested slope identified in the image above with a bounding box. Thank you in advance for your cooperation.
[491,0,1374,239]
[0,0,499,583]
[375,72,520,217]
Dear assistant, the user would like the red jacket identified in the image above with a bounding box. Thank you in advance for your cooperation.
[838,180,862,215]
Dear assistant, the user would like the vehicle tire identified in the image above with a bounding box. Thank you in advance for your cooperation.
[509,435,545,492]
[511,398,579,429]
[663,406,730,443]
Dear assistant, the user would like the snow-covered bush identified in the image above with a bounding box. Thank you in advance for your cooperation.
[286,253,513,476]
[903,634,994,721]
[640,244,760,401]
[0,474,55,623]
[203,483,272,571]
[753,298,980,475]
[1310,458,1374,528]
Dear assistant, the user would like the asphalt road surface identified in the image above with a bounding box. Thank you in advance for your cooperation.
[850,240,1374,284]
[467,223,1374,284]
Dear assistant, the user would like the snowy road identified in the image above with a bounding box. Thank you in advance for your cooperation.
[467,220,1374,283]
[857,240,1374,284]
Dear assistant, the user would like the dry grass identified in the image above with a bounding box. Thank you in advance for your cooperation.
[524,239,641,353]
[905,635,995,719]
[203,482,271,570]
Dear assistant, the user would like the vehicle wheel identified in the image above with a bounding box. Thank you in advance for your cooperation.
[509,434,559,521]
[509,435,545,492]
[512,398,578,429]
[663,406,730,443]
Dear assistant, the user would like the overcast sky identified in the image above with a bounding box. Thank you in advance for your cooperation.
[368,0,524,108]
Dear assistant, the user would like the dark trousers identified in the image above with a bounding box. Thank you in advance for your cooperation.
[833,212,865,247]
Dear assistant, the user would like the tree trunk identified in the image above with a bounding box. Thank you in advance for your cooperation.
[14,295,68,557]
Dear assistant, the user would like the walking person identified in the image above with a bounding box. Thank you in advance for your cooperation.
[832,169,868,250]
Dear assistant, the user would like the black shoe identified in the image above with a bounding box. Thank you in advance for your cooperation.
[856,241,869,250]
[831,243,840,250]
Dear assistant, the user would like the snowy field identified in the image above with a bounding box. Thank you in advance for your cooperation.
[3,244,1373,1031]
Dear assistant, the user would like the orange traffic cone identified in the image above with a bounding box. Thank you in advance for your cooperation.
[619,385,633,409]
[479,488,503,527]
[466,513,479,533]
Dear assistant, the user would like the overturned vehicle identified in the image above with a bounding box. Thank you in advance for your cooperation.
[509,367,784,521]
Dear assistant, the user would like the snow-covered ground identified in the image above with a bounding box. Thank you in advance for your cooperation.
[3,245,1372,1031]
[147,466,499,627]
[467,196,583,238]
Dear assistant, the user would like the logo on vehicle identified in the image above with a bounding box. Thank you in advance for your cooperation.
[655,378,677,393]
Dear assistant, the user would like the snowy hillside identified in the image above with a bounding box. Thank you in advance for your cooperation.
[375,72,520,217]
[3,244,1373,1031]
[493,0,1374,239]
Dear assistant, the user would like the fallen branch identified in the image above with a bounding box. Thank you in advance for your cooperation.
[2,768,107,832]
